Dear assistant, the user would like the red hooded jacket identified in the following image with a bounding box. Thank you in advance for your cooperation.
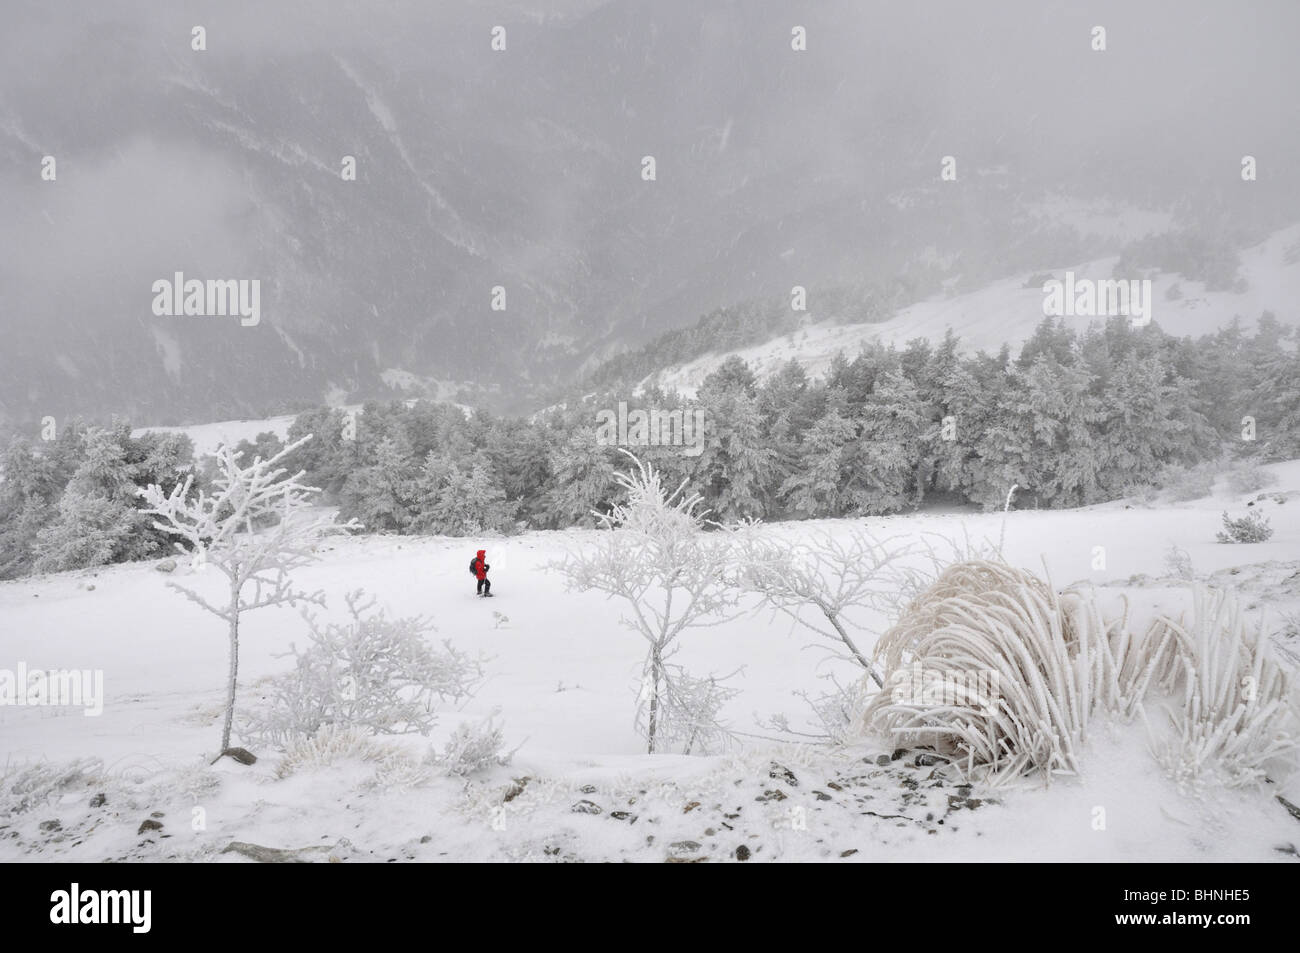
[473,550,488,580]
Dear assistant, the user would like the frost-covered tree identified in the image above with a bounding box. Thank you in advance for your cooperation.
[555,451,738,753]
[415,453,517,535]
[33,494,141,573]
[779,399,856,517]
[694,385,776,521]
[245,589,484,745]
[34,426,154,571]
[340,434,420,532]
[1096,353,1212,496]
[541,427,622,528]
[845,367,929,514]
[0,438,59,578]
[140,434,359,753]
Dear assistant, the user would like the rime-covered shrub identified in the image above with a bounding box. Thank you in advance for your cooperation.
[275,724,386,779]
[1157,462,1215,502]
[1225,460,1277,495]
[1216,510,1273,544]
[364,749,434,792]
[246,590,485,746]
[762,674,872,746]
[1162,544,1195,581]
[276,725,439,792]
[1119,480,1160,507]
[0,758,103,816]
[434,711,513,777]
[635,664,740,756]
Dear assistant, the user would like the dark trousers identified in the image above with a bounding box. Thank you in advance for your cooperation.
[477,577,491,595]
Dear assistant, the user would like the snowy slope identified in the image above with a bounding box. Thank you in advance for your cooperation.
[131,415,298,459]
[2,462,1299,862]
[642,224,1300,398]
[131,397,473,458]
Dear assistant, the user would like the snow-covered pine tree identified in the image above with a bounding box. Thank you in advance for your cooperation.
[341,434,420,532]
[844,367,928,514]
[415,452,517,535]
[694,384,776,521]
[34,425,156,571]
[778,398,856,517]
[1096,352,1212,497]
[541,426,622,528]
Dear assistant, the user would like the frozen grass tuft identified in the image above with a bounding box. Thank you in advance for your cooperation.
[860,559,1300,789]
[1142,588,1300,790]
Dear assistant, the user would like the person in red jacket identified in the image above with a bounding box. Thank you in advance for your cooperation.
[470,549,491,597]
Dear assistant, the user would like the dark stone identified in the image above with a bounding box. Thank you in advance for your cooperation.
[755,789,788,802]
[610,811,636,822]
[39,819,61,832]
[220,747,257,765]
[768,763,798,786]
[138,819,164,835]
[840,848,858,857]
[735,845,751,861]
[875,754,891,766]
[812,790,833,801]
[891,748,907,761]
[89,793,106,808]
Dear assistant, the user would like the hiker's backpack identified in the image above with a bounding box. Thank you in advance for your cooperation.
[469,557,478,576]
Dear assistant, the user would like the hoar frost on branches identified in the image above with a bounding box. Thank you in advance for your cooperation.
[730,525,958,742]
[732,526,922,687]
[244,589,486,746]
[556,451,739,754]
[139,434,359,754]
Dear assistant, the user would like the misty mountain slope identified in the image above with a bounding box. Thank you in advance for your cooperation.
[3,0,1300,428]
[634,222,1300,397]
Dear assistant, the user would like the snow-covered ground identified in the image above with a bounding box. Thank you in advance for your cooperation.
[2,463,1299,862]
[643,224,1300,398]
